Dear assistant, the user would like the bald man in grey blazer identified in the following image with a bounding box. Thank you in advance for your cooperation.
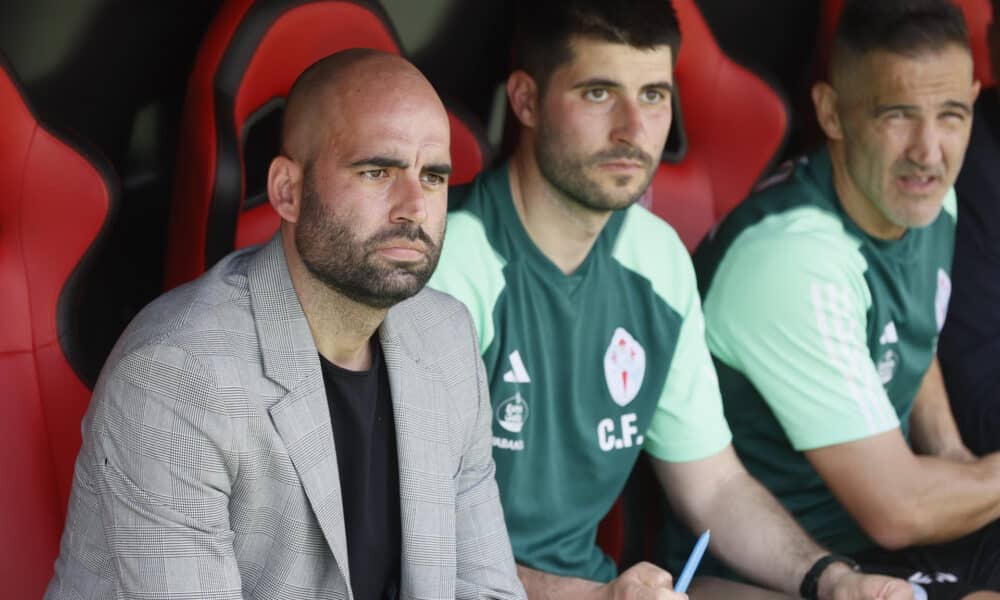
[47,50,525,600]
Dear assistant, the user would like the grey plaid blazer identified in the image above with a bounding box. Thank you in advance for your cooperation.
[46,236,525,600]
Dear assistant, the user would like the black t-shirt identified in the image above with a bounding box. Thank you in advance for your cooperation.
[940,88,1000,455]
[319,339,401,599]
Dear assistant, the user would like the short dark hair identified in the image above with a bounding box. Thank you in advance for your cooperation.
[832,0,970,76]
[511,0,681,93]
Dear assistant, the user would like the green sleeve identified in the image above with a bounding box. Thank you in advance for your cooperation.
[643,281,733,462]
[704,216,899,450]
[428,210,507,351]
[613,208,733,462]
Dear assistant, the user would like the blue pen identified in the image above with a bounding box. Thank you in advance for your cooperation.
[674,529,711,593]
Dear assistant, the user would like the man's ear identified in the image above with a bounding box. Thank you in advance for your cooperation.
[812,81,844,142]
[268,155,304,223]
[507,70,540,129]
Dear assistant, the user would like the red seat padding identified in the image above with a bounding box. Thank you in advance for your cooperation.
[818,0,995,88]
[0,53,116,599]
[648,0,790,251]
[449,109,491,187]
[166,0,491,288]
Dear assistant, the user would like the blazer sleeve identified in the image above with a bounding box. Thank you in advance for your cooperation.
[453,312,527,600]
[89,343,243,598]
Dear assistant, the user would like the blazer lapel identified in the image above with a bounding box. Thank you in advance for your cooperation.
[380,300,450,598]
[248,236,353,595]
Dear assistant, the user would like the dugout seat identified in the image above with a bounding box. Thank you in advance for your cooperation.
[817,0,995,88]
[0,52,119,599]
[648,0,790,251]
[164,0,491,288]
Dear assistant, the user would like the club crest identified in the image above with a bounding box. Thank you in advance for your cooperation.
[604,327,646,407]
[496,392,529,433]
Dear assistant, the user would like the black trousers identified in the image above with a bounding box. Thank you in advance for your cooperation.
[852,518,1000,600]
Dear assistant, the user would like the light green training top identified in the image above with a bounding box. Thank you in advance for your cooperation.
[690,148,956,558]
[430,165,732,581]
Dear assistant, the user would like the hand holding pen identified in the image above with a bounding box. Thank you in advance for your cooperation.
[596,561,690,599]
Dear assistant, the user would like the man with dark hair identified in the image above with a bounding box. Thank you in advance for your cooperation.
[431,0,913,598]
[692,0,1000,597]
[46,49,525,599]
[938,0,1000,457]
[509,0,680,96]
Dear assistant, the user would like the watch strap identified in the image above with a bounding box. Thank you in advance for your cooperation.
[799,554,860,600]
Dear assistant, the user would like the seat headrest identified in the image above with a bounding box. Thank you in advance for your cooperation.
[649,0,789,251]
[818,0,995,88]
[0,52,118,385]
[167,0,403,287]
[167,0,492,288]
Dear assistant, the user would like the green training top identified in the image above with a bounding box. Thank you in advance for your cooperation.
[429,165,731,582]
[693,148,956,555]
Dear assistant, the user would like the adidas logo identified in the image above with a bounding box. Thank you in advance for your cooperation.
[879,321,898,345]
[502,350,531,383]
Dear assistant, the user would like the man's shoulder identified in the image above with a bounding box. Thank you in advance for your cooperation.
[431,170,509,312]
[448,164,508,212]
[440,165,509,251]
[389,287,475,345]
[700,165,855,279]
[700,196,868,323]
[718,152,836,230]
[730,204,854,257]
[386,289,485,386]
[709,213,864,296]
[609,205,696,307]
[107,247,260,368]
[615,203,687,255]
[442,206,496,252]
[395,285,468,317]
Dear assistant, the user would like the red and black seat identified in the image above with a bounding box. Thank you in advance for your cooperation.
[0,52,119,598]
[165,0,492,288]
[817,0,995,89]
[647,0,790,251]
[803,0,993,150]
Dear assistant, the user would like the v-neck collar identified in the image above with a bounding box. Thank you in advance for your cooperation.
[488,164,626,291]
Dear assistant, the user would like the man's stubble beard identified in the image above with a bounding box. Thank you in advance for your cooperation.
[295,172,443,309]
[534,119,657,213]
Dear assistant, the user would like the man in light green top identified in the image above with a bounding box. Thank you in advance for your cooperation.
[430,0,913,598]
[691,1,1000,597]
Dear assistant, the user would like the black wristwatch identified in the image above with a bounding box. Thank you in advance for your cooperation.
[799,554,861,600]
